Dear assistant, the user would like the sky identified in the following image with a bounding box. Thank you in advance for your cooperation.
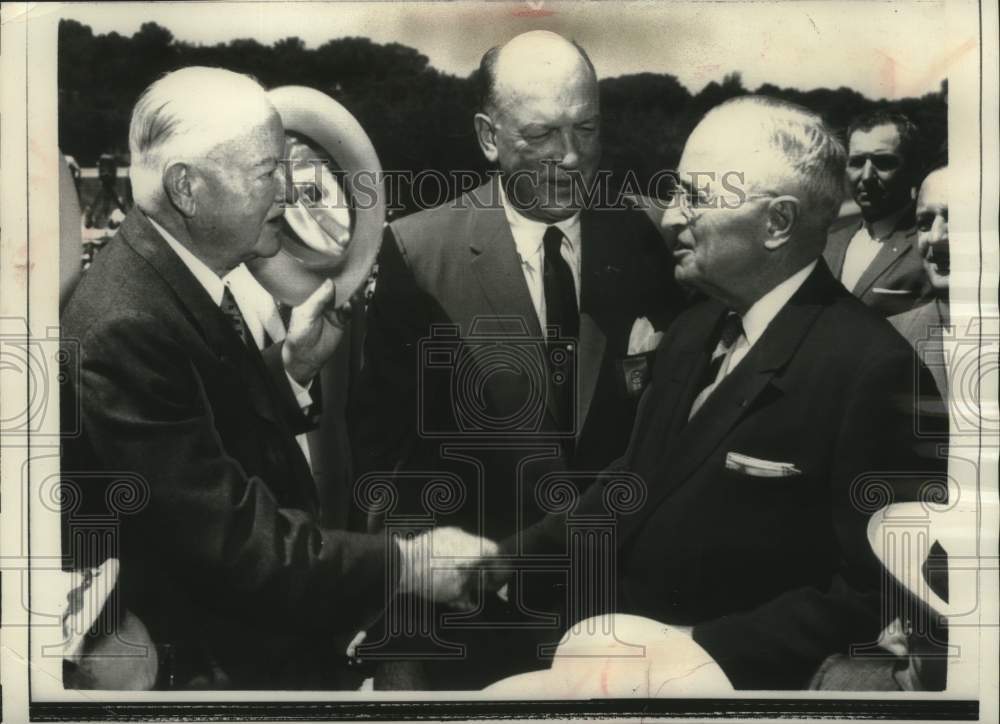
[52,0,976,100]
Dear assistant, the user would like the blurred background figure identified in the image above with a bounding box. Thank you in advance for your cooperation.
[824,111,931,316]
[65,153,82,193]
[890,166,951,399]
[81,153,131,269]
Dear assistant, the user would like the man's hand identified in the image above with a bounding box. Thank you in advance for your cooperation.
[396,527,499,611]
[281,279,350,386]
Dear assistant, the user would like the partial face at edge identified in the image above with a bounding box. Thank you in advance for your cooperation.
[916,168,949,293]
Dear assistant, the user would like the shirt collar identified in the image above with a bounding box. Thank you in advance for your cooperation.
[740,260,817,346]
[499,183,580,261]
[864,203,912,241]
[147,214,228,306]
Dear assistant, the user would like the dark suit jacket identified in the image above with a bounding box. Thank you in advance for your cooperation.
[890,298,950,400]
[824,209,932,317]
[61,210,394,689]
[518,261,947,689]
[352,179,685,540]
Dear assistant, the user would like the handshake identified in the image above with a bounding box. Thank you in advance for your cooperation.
[394,527,507,611]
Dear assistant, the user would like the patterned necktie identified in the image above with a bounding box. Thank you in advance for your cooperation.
[542,226,579,340]
[220,285,250,348]
[688,311,744,419]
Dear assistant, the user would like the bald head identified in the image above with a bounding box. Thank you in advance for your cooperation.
[478,31,597,114]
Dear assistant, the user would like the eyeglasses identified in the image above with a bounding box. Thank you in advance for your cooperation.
[672,187,775,223]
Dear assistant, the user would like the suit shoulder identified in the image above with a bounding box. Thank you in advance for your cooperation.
[828,213,862,238]
[389,185,499,256]
[62,238,164,339]
[889,301,940,337]
[822,291,916,361]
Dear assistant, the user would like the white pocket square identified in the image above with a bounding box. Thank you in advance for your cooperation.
[871,287,913,295]
[725,452,802,478]
[628,316,663,355]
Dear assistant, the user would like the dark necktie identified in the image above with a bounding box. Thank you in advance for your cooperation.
[220,285,251,348]
[689,311,744,419]
[542,226,579,340]
[542,226,579,438]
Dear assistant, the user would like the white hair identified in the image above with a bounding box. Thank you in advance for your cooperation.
[703,96,847,230]
[128,67,276,209]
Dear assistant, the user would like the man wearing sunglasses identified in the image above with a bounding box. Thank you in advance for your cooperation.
[824,110,932,316]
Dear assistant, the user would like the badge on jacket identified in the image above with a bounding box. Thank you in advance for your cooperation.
[619,317,662,397]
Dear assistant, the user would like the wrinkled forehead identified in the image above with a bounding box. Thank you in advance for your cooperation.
[678,122,780,190]
[209,109,284,165]
[496,75,599,121]
[493,42,597,111]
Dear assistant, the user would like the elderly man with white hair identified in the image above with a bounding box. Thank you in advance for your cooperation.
[508,96,946,690]
[60,66,495,690]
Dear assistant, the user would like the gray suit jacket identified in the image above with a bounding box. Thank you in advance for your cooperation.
[890,298,950,400]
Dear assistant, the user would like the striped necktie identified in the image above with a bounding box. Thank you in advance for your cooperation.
[220,285,250,348]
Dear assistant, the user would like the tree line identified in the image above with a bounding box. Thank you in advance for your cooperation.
[59,20,947,215]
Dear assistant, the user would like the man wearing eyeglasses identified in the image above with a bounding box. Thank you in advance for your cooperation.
[823,111,932,317]
[507,96,946,689]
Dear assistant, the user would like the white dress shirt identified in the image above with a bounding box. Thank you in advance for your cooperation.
[839,205,910,291]
[717,260,818,383]
[147,216,313,464]
[688,262,816,419]
[499,185,581,329]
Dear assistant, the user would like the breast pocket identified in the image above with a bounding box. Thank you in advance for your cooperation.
[724,451,802,478]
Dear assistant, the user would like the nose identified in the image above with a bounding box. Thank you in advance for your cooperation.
[661,198,688,233]
[927,215,948,244]
[859,158,876,182]
[555,128,580,169]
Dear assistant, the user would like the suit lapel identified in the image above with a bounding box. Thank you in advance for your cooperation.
[851,226,917,297]
[118,211,279,423]
[574,313,605,435]
[825,218,860,279]
[620,263,837,543]
[466,182,567,425]
[575,209,611,434]
[468,185,543,339]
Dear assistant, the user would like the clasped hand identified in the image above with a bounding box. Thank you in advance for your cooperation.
[395,527,504,611]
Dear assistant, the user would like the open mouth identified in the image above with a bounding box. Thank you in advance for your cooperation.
[926,247,950,275]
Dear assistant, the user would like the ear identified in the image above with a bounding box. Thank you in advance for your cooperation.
[473,113,499,163]
[763,196,799,251]
[163,162,197,218]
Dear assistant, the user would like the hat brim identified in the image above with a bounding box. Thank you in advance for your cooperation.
[867,502,973,617]
[249,86,385,306]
